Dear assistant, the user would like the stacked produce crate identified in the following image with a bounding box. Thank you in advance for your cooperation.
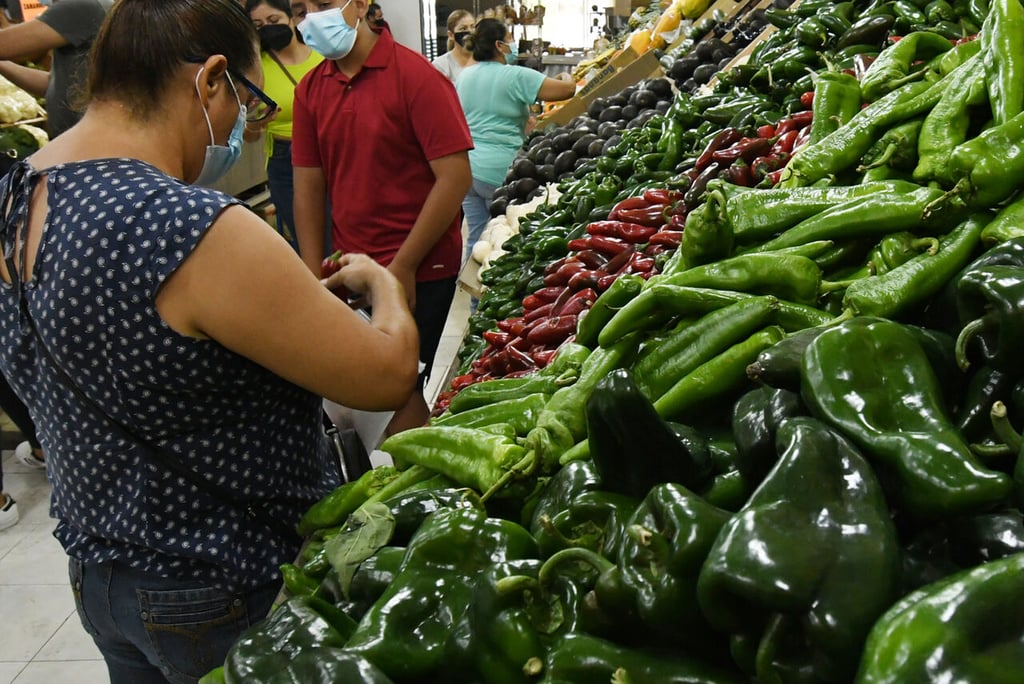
[205,0,1024,681]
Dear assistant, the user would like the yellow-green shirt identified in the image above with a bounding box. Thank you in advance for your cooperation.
[260,48,324,147]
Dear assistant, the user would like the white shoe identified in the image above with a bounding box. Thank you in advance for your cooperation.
[14,441,45,470]
[0,494,18,531]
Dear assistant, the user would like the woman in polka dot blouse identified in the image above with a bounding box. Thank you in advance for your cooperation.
[0,1,418,682]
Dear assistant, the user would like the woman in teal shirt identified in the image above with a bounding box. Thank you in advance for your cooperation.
[456,19,575,262]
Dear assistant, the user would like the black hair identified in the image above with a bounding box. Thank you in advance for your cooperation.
[368,2,382,14]
[87,0,259,119]
[245,0,292,16]
[464,17,507,62]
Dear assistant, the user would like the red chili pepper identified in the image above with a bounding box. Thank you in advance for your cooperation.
[573,235,631,256]
[853,54,876,80]
[751,153,789,180]
[482,329,511,347]
[642,188,680,205]
[793,125,813,151]
[644,243,670,257]
[558,288,597,317]
[597,273,620,291]
[626,253,656,273]
[320,250,343,278]
[496,316,525,333]
[531,286,566,303]
[507,335,532,352]
[522,294,545,311]
[549,286,575,316]
[524,301,556,324]
[526,314,579,346]
[543,255,576,277]
[543,260,587,287]
[772,129,800,155]
[567,269,602,292]
[757,124,776,139]
[531,349,558,367]
[775,110,814,136]
[766,168,786,186]
[575,248,609,270]
[504,345,536,372]
[588,220,659,242]
[694,127,742,174]
[599,244,636,274]
[726,160,754,187]
[609,207,667,229]
[450,373,476,391]
[799,90,815,108]
[669,212,687,230]
[486,350,510,376]
[648,229,683,247]
[713,137,773,165]
[608,196,652,219]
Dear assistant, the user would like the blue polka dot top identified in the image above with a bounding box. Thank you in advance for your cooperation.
[0,159,339,592]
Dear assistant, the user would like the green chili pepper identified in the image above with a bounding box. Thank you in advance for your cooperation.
[865,231,941,274]
[755,186,948,254]
[575,274,643,349]
[859,32,953,102]
[981,0,1024,125]
[808,71,863,146]
[431,392,547,436]
[913,53,987,184]
[698,417,901,683]
[279,562,320,598]
[781,79,943,187]
[662,252,839,305]
[673,189,733,272]
[857,552,1024,683]
[526,333,640,472]
[802,317,1013,518]
[843,213,987,319]
[859,117,925,171]
[224,596,363,682]
[654,326,786,420]
[345,507,537,680]
[632,297,780,401]
[946,109,1024,208]
[981,191,1024,245]
[724,180,921,244]
[587,369,715,498]
[928,35,981,76]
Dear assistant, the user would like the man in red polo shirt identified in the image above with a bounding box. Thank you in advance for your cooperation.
[292,0,472,435]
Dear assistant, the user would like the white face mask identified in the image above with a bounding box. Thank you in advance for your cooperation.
[192,68,246,187]
[297,0,360,60]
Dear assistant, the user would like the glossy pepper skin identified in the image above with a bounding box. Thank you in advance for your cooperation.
[801,317,1013,518]
[542,632,745,684]
[534,489,639,561]
[947,109,1024,208]
[223,595,360,683]
[675,188,733,272]
[856,551,1024,684]
[586,369,714,497]
[807,71,862,146]
[955,264,1024,373]
[345,507,537,680]
[981,0,1024,125]
[859,31,952,102]
[698,418,901,684]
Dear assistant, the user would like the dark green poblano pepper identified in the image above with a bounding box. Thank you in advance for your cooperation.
[697,417,901,684]
[801,317,1013,518]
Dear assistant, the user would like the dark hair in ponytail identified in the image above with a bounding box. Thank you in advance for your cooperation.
[464,18,506,62]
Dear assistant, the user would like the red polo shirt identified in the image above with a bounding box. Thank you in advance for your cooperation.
[292,27,473,281]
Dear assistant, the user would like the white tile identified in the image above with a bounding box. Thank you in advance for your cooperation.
[0,475,53,527]
[0,585,75,661]
[0,524,33,564]
[34,615,103,662]
[0,663,26,684]
[12,660,107,684]
[0,525,68,586]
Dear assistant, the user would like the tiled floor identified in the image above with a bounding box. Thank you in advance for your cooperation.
[0,287,472,683]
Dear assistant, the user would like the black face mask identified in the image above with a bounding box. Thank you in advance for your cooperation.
[373,18,385,27]
[453,30,470,47]
[258,24,294,52]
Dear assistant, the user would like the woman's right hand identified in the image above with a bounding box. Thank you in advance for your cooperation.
[321,252,400,309]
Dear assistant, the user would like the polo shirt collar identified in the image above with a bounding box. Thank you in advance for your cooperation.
[318,24,394,82]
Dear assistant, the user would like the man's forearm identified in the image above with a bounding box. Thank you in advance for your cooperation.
[293,166,328,275]
[0,61,49,98]
[391,153,472,272]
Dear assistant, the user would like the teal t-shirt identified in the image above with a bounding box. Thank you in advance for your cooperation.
[456,62,546,187]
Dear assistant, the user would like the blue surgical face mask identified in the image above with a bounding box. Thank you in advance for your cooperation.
[503,40,518,65]
[193,69,245,187]
[297,0,359,60]
[39,0,53,5]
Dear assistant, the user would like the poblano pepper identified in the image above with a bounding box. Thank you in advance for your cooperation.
[802,317,1013,518]
[674,188,733,272]
[345,507,537,680]
[955,237,1024,371]
[698,417,901,684]
[856,551,1024,683]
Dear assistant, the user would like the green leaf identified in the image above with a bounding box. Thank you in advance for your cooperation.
[324,501,396,600]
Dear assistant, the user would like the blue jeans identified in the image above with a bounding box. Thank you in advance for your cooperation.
[267,138,298,252]
[70,558,278,684]
[461,178,497,265]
